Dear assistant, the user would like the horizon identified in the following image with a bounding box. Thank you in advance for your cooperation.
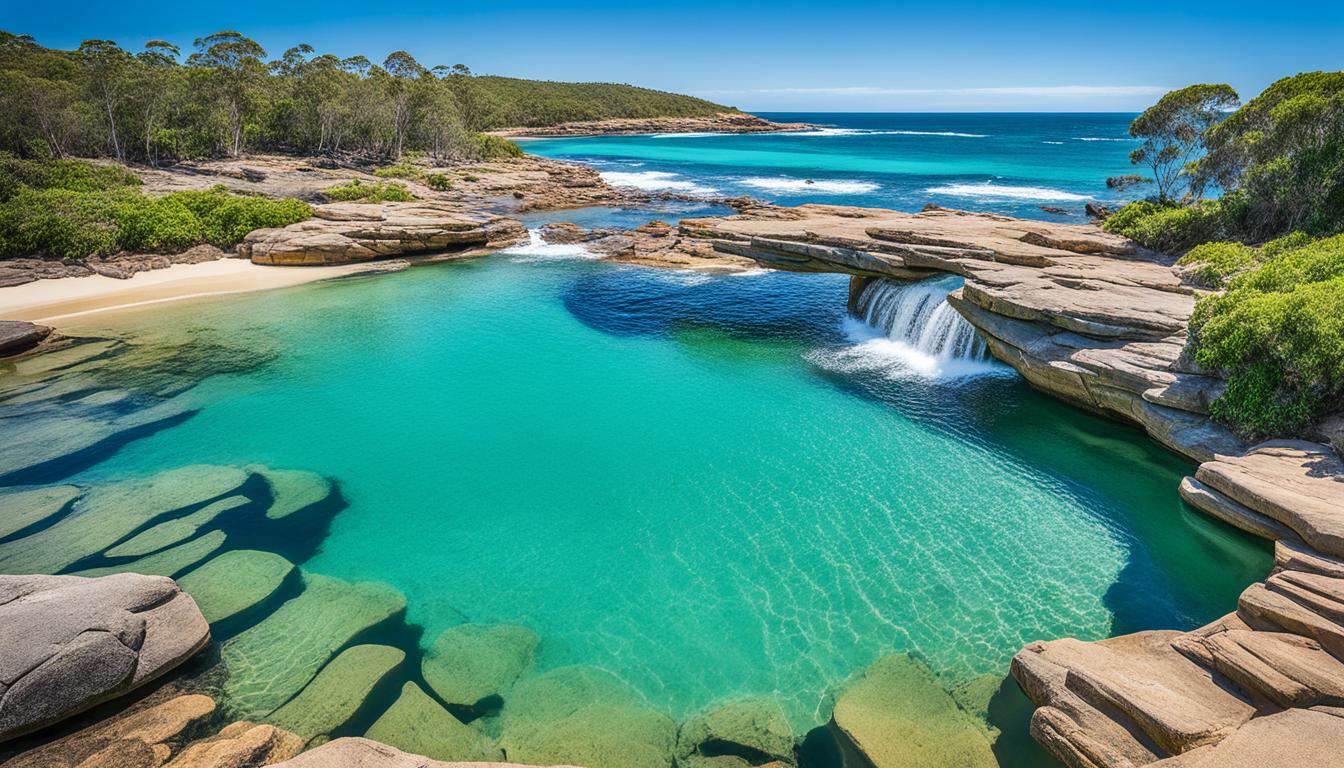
[4,0,1341,112]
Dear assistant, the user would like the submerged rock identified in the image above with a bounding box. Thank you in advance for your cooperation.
[248,465,334,520]
[829,655,996,768]
[421,623,539,712]
[0,464,247,573]
[498,666,678,768]
[269,736,569,768]
[105,495,250,558]
[364,681,502,761]
[176,549,295,625]
[269,644,406,742]
[74,529,228,579]
[675,696,796,768]
[0,484,80,540]
[220,572,406,718]
[0,574,210,741]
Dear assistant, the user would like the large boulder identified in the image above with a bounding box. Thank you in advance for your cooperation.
[675,697,796,768]
[0,574,210,741]
[0,321,51,357]
[241,202,526,265]
[421,623,539,713]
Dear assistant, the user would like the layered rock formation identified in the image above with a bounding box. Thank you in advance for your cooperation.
[537,221,761,273]
[487,113,812,137]
[241,202,527,266]
[0,321,51,357]
[1011,439,1344,768]
[677,204,1239,462]
[0,574,210,742]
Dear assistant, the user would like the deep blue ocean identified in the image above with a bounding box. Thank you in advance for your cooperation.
[521,112,1143,221]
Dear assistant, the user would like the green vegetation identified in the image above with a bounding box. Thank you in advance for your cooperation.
[425,173,452,191]
[322,179,415,203]
[0,30,734,165]
[1105,72,1344,438]
[373,162,425,180]
[0,155,308,258]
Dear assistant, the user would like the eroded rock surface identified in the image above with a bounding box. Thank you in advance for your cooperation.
[0,574,210,742]
[269,736,573,768]
[0,321,51,357]
[422,623,539,714]
[242,202,526,266]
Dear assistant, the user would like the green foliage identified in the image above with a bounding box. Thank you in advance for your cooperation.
[1176,241,1259,289]
[472,133,523,159]
[1190,234,1344,437]
[0,159,309,257]
[0,154,139,200]
[425,173,452,191]
[466,75,734,129]
[373,161,424,179]
[1102,195,1245,253]
[321,178,414,202]
[1198,72,1344,239]
[1127,83,1239,203]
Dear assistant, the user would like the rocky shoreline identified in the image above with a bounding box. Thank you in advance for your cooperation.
[486,112,814,138]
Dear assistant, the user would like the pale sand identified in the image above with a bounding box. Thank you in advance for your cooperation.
[0,259,382,325]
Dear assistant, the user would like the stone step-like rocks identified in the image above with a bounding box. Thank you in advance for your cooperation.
[175,549,295,625]
[0,574,210,742]
[1146,708,1344,768]
[421,623,538,715]
[364,681,503,762]
[269,644,406,743]
[241,202,527,265]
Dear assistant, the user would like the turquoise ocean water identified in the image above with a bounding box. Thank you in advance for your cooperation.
[6,114,1270,758]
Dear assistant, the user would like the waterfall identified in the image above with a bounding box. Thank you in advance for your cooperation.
[853,278,990,362]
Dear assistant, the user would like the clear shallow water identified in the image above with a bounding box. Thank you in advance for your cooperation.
[63,252,1268,732]
[522,113,1144,220]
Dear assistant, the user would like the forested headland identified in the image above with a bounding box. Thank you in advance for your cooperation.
[0,30,735,164]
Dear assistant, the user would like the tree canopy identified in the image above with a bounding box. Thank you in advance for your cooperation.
[1127,83,1239,203]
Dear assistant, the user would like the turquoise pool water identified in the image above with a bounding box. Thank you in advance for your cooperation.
[64,251,1269,731]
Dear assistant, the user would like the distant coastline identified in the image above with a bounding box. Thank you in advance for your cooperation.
[488,112,815,138]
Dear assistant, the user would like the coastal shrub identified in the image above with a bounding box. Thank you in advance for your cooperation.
[472,134,524,160]
[1103,196,1245,253]
[1190,234,1344,437]
[322,179,415,203]
[373,162,425,180]
[425,173,452,191]
[0,163,311,258]
[0,155,140,201]
[1176,241,1260,289]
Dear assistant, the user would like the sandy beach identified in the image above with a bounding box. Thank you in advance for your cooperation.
[0,259,387,325]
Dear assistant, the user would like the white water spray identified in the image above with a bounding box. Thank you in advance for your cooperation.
[853,278,990,362]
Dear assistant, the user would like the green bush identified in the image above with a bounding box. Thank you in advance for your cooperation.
[1103,195,1245,253]
[0,163,310,258]
[373,162,425,180]
[322,179,415,203]
[1176,241,1260,289]
[0,155,140,201]
[425,173,453,191]
[1191,234,1344,437]
[472,134,524,159]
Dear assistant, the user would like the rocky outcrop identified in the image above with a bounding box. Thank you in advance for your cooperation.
[536,221,761,274]
[241,202,526,265]
[678,204,1239,462]
[0,321,51,357]
[0,574,210,742]
[487,113,812,138]
[269,736,575,767]
[1012,438,1344,768]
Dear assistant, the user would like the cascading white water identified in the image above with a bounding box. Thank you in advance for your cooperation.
[853,278,990,362]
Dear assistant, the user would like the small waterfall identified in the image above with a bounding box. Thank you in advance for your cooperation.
[853,278,990,362]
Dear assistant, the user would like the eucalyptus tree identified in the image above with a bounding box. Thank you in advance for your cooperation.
[187,30,267,156]
[132,40,179,164]
[1127,84,1239,203]
[77,39,134,160]
[381,50,425,158]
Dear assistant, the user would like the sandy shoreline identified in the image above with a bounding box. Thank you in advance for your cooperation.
[0,259,384,325]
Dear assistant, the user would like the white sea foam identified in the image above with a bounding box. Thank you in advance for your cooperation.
[650,132,732,139]
[600,170,718,195]
[924,182,1089,202]
[741,177,879,194]
[1076,137,1133,142]
[502,229,598,261]
[781,127,986,138]
[1042,140,1065,145]
[878,130,988,138]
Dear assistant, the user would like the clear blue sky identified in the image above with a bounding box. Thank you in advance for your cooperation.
[4,1,1341,111]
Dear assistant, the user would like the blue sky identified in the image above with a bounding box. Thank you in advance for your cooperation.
[4,1,1341,111]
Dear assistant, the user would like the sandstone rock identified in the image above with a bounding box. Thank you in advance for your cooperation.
[163,721,304,768]
[0,465,248,573]
[0,484,80,540]
[242,202,522,266]
[421,623,539,712]
[675,697,796,768]
[106,495,251,558]
[0,321,51,357]
[1275,538,1344,580]
[1175,629,1344,708]
[1146,708,1344,768]
[220,572,405,718]
[0,574,210,741]
[3,693,215,768]
[364,681,501,762]
[269,644,406,742]
[176,550,295,625]
[498,666,678,768]
[1195,441,1344,558]
[247,466,334,519]
[1237,582,1344,658]
[829,654,995,768]
[267,736,573,768]
[1179,477,1296,541]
